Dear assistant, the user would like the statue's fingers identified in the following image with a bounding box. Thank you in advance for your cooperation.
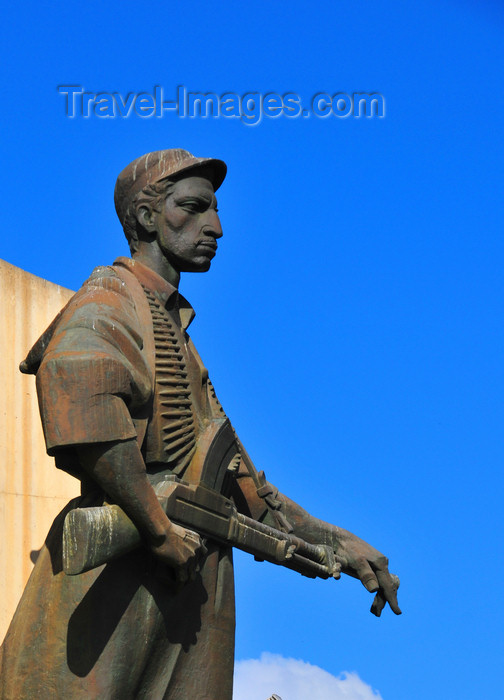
[353,559,379,593]
[370,590,386,617]
[375,570,402,615]
[188,562,199,581]
[183,528,201,548]
[184,530,208,560]
[175,565,189,585]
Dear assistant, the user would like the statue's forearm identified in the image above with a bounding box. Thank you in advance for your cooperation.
[232,457,348,552]
[76,438,172,547]
[227,455,390,584]
[275,491,384,580]
[276,492,341,547]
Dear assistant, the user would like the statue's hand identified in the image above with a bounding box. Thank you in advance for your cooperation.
[150,521,207,584]
[333,531,402,617]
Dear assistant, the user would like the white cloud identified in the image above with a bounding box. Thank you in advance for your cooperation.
[233,653,383,700]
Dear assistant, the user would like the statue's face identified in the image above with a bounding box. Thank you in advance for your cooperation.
[153,175,222,273]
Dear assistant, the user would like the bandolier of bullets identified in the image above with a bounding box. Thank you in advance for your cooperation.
[142,285,197,474]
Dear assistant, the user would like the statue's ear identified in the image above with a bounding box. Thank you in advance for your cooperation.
[137,205,157,233]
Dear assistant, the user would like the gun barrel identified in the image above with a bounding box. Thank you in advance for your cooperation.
[238,512,325,561]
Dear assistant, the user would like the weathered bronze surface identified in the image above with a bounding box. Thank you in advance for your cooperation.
[0,149,401,699]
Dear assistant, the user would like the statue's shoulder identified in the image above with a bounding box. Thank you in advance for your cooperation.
[20,261,139,376]
[81,263,134,298]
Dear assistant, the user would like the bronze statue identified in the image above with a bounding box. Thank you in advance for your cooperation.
[0,149,401,699]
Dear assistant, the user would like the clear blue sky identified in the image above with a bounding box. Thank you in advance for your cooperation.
[2,2,504,698]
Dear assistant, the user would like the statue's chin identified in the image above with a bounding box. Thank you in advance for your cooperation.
[181,261,212,274]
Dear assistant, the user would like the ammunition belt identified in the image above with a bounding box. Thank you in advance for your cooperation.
[142,286,197,475]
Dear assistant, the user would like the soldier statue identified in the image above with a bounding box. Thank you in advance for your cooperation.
[0,149,400,699]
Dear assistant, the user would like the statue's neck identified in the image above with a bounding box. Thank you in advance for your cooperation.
[132,244,180,289]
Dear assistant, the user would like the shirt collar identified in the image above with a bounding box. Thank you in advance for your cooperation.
[113,256,196,331]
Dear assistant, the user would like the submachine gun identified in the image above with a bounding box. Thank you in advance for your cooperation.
[63,418,342,580]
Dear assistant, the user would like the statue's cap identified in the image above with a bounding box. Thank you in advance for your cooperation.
[114,148,227,225]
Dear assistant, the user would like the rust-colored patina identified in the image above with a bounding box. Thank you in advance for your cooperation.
[0,149,401,699]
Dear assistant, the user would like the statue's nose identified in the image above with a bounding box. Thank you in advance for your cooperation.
[204,210,223,238]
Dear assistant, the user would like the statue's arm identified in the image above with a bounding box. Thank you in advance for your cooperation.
[231,455,401,616]
[75,438,205,582]
[276,493,401,615]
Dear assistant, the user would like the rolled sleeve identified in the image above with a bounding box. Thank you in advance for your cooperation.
[35,268,152,453]
[37,352,139,451]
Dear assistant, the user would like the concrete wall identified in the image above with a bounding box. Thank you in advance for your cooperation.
[0,260,78,641]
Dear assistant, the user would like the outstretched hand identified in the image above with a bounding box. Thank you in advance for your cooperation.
[333,531,402,617]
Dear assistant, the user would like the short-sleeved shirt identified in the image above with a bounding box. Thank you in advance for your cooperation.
[31,257,225,484]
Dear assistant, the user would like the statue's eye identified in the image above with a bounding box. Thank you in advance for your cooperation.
[180,199,208,213]
[180,200,199,212]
